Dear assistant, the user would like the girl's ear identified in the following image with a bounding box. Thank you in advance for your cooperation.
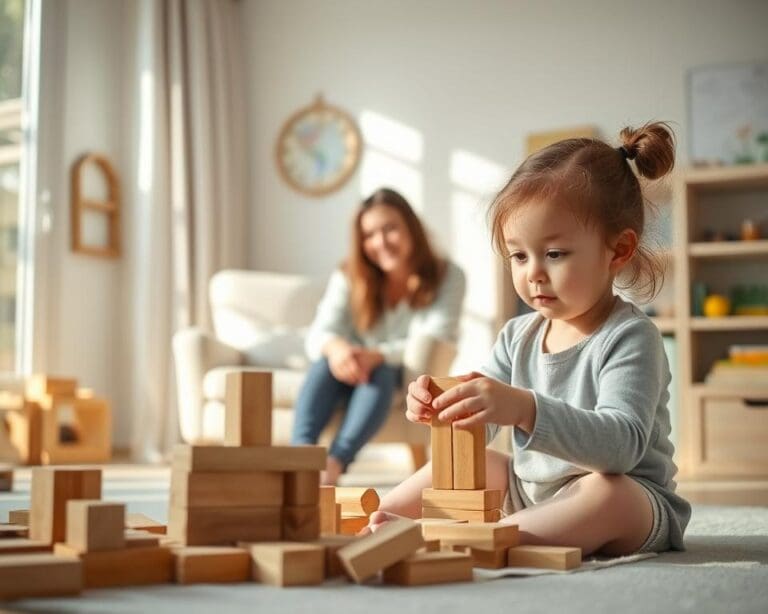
[609,229,638,273]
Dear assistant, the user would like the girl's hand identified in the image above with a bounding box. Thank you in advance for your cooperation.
[432,372,537,432]
[405,374,434,424]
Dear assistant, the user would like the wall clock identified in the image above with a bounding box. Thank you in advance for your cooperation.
[275,95,362,197]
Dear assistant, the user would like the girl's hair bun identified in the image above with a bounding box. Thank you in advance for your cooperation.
[619,121,675,180]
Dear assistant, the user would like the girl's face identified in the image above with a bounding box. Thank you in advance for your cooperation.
[360,204,414,275]
[503,199,617,323]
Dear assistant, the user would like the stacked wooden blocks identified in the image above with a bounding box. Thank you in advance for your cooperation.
[336,487,380,535]
[2,375,112,464]
[425,377,500,522]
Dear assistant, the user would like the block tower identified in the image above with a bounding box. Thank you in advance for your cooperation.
[167,371,328,546]
[422,377,501,522]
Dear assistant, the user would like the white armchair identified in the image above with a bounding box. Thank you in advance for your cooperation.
[172,270,459,469]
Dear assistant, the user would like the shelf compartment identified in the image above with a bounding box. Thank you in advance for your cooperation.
[689,240,768,258]
[690,316,768,331]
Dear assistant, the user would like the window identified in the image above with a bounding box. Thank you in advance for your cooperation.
[0,0,26,372]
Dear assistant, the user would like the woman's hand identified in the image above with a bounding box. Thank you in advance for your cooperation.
[431,372,537,433]
[325,339,366,385]
[353,348,385,382]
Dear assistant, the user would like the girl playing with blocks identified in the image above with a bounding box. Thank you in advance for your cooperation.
[368,122,691,556]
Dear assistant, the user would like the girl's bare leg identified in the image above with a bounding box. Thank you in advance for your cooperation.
[500,472,654,556]
[369,449,511,529]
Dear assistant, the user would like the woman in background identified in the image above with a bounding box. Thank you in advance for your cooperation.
[291,188,465,485]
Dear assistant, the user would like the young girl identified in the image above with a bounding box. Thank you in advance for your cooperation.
[367,122,691,556]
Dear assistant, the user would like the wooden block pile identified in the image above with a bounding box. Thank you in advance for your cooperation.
[336,487,379,535]
[1,374,111,464]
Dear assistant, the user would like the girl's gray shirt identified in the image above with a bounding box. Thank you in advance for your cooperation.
[481,296,691,550]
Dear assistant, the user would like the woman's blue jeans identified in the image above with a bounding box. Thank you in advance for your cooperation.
[290,357,402,468]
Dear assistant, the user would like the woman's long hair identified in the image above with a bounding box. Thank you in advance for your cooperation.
[346,188,445,331]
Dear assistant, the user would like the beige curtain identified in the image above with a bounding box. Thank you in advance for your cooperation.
[122,0,247,461]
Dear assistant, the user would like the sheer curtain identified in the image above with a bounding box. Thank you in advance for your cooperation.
[122,0,248,461]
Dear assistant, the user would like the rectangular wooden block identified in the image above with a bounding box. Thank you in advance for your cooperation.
[429,377,458,490]
[171,469,284,508]
[339,515,369,536]
[224,371,272,446]
[318,486,337,534]
[284,470,320,505]
[452,544,508,569]
[422,488,502,511]
[26,375,77,400]
[421,522,519,550]
[313,535,357,577]
[248,542,325,587]
[168,505,282,545]
[282,505,320,541]
[383,550,473,586]
[29,467,102,544]
[125,512,166,534]
[452,422,486,489]
[65,500,125,552]
[0,523,27,537]
[0,553,82,600]
[171,546,251,584]
[337,519,424,583]
[173,444,326,472]
[507,545,582,570]
[422,539,441,552]
[335,487,379,516]
[54,542,173,588]
[39,396,112,464]
[0,538,52,554]
[422,506,500,523]
[124,530,161,548]
[6,401,42,464]
[8,509,29,525]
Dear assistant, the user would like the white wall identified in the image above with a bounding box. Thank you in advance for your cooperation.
[242,0,768,369]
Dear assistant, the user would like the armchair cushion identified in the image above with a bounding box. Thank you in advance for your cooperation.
[203,366,307,407]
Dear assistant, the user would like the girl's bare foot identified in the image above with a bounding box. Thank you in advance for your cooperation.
[321,456,344,486]
[357,510,409,536]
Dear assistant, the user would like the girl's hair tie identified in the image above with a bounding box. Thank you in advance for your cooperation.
[618,145,636,161]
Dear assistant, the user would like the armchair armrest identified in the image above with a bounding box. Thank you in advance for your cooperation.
[401,335,457,388]
[172,327,243,442]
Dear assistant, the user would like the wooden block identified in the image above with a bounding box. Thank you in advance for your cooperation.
[339,515,369,536]
[65,500,124,553]
[313,534,357,577]
[422,506,500,522]
[26,375,77,400]
[422,488,501,511]
[284,470,320,505]
[29,467,102,544]
[0,464,13,491]
[0,537,52,554]
[507,545,582,570]
[173,444,326,472]
[415,518,468,525]
[124,529,161,548]
[452,544,508,569]
[224,371,272,446]
[319,486,337,534]
[125,512,166,534]
[8,509,29,525]
[0,553,82,600]
[0,523,27,537]
[171,469,284,508]
[39,396,112,464]
[452,422,486,489]
[337,519,424,583]
[335,487,379,516]
[248,542,325,587]
[421,522,519,550]
[168,505,282,545]
[383,550,473,586]
[282,505,320,541]
[54,542,173,588]
[6,401,42,464]
[429,377,458,490]
[421,539,441,552]
[171,546,250,584]
[335,503,342,533]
